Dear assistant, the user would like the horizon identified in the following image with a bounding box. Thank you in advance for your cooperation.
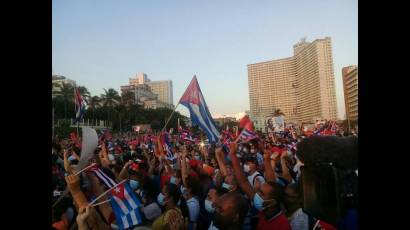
[53,0,357,119]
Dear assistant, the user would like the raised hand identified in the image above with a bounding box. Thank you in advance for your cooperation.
[65,174,81,195]
[229,142,237,154]
[76,206,92,224]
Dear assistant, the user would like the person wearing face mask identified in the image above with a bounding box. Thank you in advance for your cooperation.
[180,145,203,230]
[152,183,184,230]
[229,143,291,230]
[221,175,238,193]
[208,192,249,230]
[197,187,227,230]
[243,157,266,190]
[250,142,264,169]
[139,181,162,225]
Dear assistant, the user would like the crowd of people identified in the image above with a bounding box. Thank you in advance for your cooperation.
[52,123,358,230]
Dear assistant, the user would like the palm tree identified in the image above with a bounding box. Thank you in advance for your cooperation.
[87,96,101,124]
[121,91,135,107]
[101,88,120,108]
[77,86,91,104]
[273,109,285,117]
[53,82,75,119]
[101,88,121,127]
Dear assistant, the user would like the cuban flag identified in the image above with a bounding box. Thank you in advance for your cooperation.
[74,87,86,123]
[161,132,175,161]
[110,182,143,230]
[86,165,143,229]
[86,164,118,188]
[238,128,258,143]
[179,76,220,143]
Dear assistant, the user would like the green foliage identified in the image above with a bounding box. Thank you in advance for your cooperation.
[52,86,188,133]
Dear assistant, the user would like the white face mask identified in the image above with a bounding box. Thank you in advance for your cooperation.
[250,149,256,154]
[244,164,251,173]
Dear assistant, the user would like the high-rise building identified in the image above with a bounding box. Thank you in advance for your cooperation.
[248,37,337,129]
[123,73,174,109]
[146,80,173,105]
[342,65,358,124]
[129,72,149,86]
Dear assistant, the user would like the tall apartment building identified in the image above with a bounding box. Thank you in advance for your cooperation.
[129,72,149,86]
[122,72,174,109]
[146,80,173,105]
[128,73,173,106]
[342,65,358,123]
[248,37,337,130]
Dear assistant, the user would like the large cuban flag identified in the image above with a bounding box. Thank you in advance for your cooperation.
[179,76,220,143]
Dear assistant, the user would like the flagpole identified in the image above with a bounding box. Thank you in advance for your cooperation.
[74,87,80,137]
[88,179,127,207]
[160,102,180,134]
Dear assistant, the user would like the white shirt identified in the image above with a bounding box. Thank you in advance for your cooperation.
[247,171,265,188]
[142,202,162,221]
[208,221,219,230]
[288,208,309,230]
[186,197,200,222]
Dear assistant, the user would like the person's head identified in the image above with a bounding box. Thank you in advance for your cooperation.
[284,183,303,215]
[220,160,232,176]
[253,181,285,214]
[213,192,249,229]
[204,187,227,213]
[169,171,182,186]
[193,151,202,161]
[158,183,181,208]
[185,177,201,199]
[244,157,258,174]
[222,175,238,192]
[241,143,250,154]
[128,169,144,190]
[210,157,218,168]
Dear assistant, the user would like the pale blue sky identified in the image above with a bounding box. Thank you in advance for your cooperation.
[52,0,357,119]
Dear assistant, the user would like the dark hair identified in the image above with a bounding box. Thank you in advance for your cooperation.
[214,187,228,197]
[266,181,285,205]
[113,164,123,174]
[164,183,181,204]
[186,176,202,197]
[72,146,81,156]
[225,192,249,223]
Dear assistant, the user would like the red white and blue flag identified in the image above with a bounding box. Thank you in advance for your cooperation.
[86,165,143,230]
[74,87,86,123]
[238,129,258,143]
[110,182,143,230]
[160,132,175,161]
[179,76,220,143]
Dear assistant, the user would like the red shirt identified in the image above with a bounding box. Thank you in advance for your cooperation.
[160,175,171,189]
[257,211,291,230]
[314,220,337,230]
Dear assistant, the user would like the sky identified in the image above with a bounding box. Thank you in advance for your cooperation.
[52,0,357,119]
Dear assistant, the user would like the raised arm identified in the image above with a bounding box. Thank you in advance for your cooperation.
[99,144,110,168]
[215,147,228,177]
[180,145,189,187]
[263,148,277,183]
[229,143,255,198]
[280,150,293,183]
[63,149,72,174]
[118,160,133,181]
[65,174,89,209]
